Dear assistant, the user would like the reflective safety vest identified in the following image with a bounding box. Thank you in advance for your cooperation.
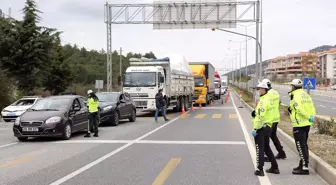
[88,97,99,113]
[252,92,274,130]
[289,89,316,127]
[268,88,280,123]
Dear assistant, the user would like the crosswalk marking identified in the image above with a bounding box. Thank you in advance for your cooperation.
[212,114,222,118]
[195,114,206,118]
[229,114,238,118]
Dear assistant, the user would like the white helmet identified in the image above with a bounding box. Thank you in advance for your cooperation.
[262,78,271,87]
[290,79,303,88]
[256,81,268,89]
[87,89,93,95]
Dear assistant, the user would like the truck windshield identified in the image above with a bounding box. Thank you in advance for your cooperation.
[124,72,156,87]
[194,77,204,87]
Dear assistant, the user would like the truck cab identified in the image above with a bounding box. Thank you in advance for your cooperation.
[123,66,165,112]
[214,71,221,99]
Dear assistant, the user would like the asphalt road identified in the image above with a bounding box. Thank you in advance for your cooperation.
[274,88,336,117]
[0,95,328,185]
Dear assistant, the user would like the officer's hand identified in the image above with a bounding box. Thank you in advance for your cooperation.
[251,110,256,118]
[252,130,257,137]
[287,107,292,114]
[309,115,315,123]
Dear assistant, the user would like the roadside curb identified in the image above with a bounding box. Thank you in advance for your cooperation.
[230,87,336,185]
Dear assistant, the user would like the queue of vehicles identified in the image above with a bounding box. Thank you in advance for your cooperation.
[2,54,227,141]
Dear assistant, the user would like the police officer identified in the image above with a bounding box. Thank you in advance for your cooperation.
[251,81,280,176]
[287,79,316,175]
[84,89,99,137]
[262,79,287,161]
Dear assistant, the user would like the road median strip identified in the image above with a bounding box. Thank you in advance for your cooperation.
[230,85,336,185]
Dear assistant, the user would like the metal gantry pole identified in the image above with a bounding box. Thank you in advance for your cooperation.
[119,47,123,91]
[105,2,113,92]
[245,26,248,90]
[260,0,263,79]
[255,0,260,83]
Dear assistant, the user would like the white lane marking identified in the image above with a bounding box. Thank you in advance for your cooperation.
[49,113,186,185]
[319,105,326,107]
[332,108,336,110]
[0,128,11,130]
[53,140,246,145]
[230,92,272,185]
[0,142,17,149]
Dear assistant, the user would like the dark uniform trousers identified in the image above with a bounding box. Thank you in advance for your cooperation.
[89,112,99,135]
[270,122,285,154]
[254,126,278,170]
[293,126,310,168]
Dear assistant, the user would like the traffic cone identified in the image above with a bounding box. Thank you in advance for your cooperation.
[191,103,195,111]
[181,104,186,114]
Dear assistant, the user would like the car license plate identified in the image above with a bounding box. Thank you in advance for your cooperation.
[22,127,38,132]
[8,113,16,116]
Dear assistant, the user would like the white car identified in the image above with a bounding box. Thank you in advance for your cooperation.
[1,96,41,122]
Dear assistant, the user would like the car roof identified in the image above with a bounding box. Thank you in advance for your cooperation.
[44,95,83,99]
[96,91,121,94]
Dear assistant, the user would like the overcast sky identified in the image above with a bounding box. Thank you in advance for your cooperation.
[1,0,335,72]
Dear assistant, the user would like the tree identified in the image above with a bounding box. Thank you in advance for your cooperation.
[42,33,73,95]
[0,0,56,95]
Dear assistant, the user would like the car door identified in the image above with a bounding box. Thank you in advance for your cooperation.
[78,97,90,129]
[71,98,87,131]
[118,94,127,119]
[123,93,133,117]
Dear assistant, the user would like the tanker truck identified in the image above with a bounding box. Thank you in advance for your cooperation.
[123,54,194,113]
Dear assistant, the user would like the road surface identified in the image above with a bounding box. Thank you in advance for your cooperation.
[0,94,328,185]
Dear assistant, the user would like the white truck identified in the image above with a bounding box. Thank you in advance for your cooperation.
[123,54,194,113]
[221,75,228,95]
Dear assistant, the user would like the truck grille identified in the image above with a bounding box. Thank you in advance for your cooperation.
[21,121,43,127]
[129,93,149,97]
[134,101,147,107]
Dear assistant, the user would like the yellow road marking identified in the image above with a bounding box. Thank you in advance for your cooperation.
[195,114,206,118]
[212,114,222,118]
[0,156,32,169]
[179,114,190,118]
[229,114,238,118]
[152,158,182,185]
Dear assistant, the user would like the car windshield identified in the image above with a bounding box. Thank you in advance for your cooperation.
[123,72,156,87]
[96,93,119,102]
[11,99,36,106]
[29,98,71,111]
[194,77,204,87]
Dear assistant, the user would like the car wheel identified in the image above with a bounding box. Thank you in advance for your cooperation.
[17,137,28,142]
[129,109,136,122]
[111,111,119,126]
[62,123,72,140]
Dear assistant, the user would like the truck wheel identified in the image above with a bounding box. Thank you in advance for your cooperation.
[184,96,189,111]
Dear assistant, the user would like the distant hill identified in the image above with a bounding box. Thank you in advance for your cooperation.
[309,45,336,53]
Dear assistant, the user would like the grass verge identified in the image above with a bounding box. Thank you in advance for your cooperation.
[229,84,336,169]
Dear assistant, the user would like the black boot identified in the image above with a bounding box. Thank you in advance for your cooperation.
[266,167,280,174]
[275,152,287,159]
[264,156,270,162]
[93,133,99,137]
[84,133,91,137]
[292,168,309,175]
[254,170,265,176]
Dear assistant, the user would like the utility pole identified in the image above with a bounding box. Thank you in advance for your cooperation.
[245,26,248,90]
[260,0,263,79]
[119,47,123,91]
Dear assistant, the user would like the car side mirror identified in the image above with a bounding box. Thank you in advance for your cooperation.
[160,76,164,83]
[73,105,81,111]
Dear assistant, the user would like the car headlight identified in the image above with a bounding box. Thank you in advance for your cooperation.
[103,106,113,111]
[45,116,62,124]
[14,117,20,125]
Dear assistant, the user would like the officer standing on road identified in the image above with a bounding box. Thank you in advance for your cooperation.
[85,90,99,137]
[287,79,316,175]
[262,79,287,161]
[251,81,280,176]
[155,89,169,122]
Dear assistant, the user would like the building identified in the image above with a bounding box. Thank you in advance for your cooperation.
[266,52,319,81]
[318,48,336,84]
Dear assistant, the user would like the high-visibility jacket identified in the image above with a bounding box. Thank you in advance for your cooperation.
[289,89,316,127]
[268,88,280,123]
[252,92,274,130]
[88,97,99,113]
